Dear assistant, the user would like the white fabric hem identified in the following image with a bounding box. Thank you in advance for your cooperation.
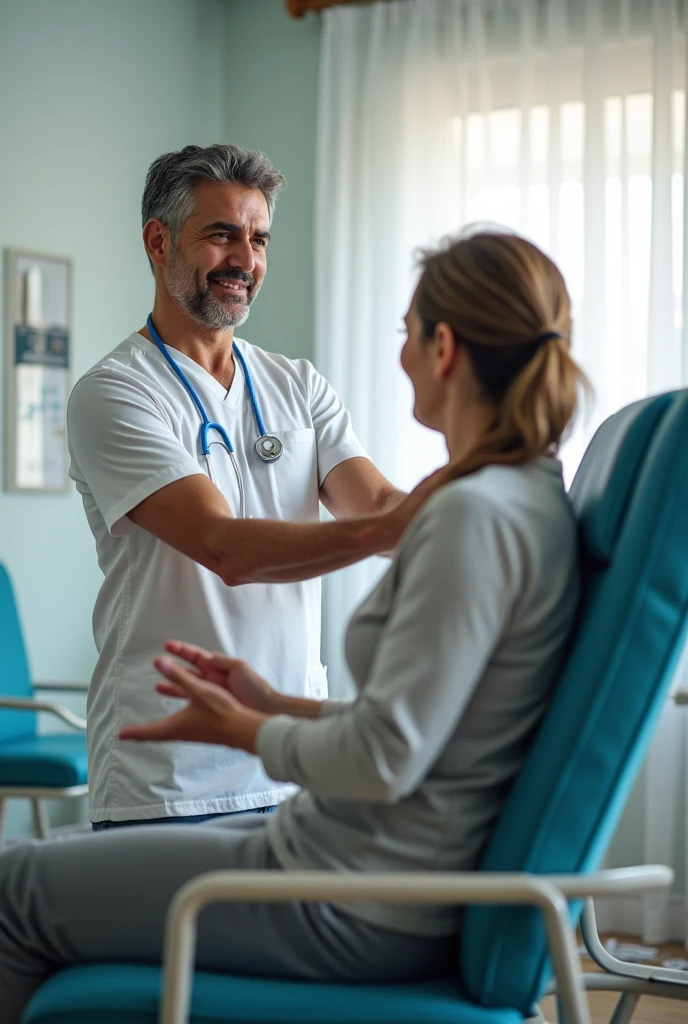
[105,462,205,536]
[317,444,368,488]
[90,784,298,822]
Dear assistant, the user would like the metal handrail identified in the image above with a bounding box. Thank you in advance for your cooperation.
[159,864,672,1024]
[34,680,89,693]
[0,697,87,731]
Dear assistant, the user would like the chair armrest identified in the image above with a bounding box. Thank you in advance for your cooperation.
[159,865,672,1024]
[34,681,90,694]
[0,697,87,731]
[529,864,673,898]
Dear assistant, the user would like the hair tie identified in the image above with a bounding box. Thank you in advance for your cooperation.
[534,330,563,346]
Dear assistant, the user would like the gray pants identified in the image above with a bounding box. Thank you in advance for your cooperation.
[0,815,454,1024]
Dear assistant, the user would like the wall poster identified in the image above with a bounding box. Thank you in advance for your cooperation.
[4,249,72,492]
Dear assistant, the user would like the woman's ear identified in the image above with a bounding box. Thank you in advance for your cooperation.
[433,322,460,380]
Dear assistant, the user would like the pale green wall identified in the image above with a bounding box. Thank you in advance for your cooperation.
[0,0,321,840]
[218,0,321,362]
[0,0,224,836]
[0,0,223,676]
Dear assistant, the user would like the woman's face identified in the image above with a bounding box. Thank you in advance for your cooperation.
[400,294,446,431]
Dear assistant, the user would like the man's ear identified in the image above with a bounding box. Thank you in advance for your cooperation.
[142,218,170,270]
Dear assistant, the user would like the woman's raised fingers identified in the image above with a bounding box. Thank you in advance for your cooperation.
[155,682,188,699]
[164,640,211,666]
[120,709,187,743]
[209,651,245,672]
[154,657,206,695]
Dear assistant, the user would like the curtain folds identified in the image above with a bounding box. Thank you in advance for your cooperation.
[316,0,688,943]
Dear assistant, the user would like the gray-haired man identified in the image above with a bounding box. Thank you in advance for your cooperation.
[67,144,432,828]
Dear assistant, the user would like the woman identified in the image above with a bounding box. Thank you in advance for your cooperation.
[0,231,586,1021]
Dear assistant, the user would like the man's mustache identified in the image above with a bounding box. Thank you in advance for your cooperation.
[207,269,255,290]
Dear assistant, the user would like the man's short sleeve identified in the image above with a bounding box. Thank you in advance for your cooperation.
[67,370,204,536]
[307,365,367,486]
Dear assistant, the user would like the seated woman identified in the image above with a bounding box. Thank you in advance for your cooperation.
[0,230,586,1022]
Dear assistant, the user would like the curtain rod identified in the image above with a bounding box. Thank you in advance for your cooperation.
[287,0,390,17]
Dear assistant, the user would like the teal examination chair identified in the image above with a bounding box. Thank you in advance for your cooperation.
[22,390,688,1024]
[0,563,87,848]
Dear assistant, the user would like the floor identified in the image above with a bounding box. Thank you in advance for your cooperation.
[539,935,688,1023]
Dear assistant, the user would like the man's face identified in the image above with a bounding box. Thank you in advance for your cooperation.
[166,181,270,330]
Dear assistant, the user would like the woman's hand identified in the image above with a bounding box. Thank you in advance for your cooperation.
[159,640,279,714]
[119,656,265,753]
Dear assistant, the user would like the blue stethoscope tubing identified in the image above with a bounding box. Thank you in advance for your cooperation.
[146,314,282,518]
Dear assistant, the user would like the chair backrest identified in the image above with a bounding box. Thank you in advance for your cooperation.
[0,562,36,743]
[459,390,688,1013]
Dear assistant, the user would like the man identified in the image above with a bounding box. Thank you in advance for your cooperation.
[68,144,434,828]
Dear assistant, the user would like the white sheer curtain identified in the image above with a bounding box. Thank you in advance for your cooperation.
[315,0,688,943]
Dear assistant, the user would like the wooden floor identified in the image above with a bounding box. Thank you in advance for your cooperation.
[539,935,688,1023]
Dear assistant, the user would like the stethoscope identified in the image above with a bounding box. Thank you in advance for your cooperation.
[147,314,283,518]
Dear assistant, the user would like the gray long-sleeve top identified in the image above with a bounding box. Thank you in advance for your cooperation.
[257,457,579,936]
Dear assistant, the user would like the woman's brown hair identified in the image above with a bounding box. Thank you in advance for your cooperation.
[415,229,589,479]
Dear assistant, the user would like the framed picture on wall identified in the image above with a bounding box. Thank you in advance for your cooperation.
[4,248,72,493]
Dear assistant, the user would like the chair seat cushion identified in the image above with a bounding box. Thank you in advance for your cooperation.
[23,964,524,1024]
[0,733,87,788]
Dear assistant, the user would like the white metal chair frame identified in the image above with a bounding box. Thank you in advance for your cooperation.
[568,899,688,1024]
[532,685,688,1024]
[0,683,88,847]
[157,864,673,1024]
[531,677,688,1024]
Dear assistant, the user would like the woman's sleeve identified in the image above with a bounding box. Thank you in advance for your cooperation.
[257,488,524,802]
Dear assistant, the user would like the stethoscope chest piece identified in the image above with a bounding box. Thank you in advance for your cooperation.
[255,435,283,462]
[146,313,284,515]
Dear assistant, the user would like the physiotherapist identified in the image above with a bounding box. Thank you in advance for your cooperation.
[67,143,442,829]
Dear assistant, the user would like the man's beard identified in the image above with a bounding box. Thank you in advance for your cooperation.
[166,248,258,330]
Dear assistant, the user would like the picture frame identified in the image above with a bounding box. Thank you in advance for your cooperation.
[4,248,73,493]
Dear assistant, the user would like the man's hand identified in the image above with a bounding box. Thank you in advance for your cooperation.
[320,456,458,554]
[159,640,278,714]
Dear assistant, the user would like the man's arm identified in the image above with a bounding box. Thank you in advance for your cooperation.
[319,456,406,519]
[308,362,407,523]
[128,473,399,585]
[68,368,423,585]
[128,463,448,586]
[319,457,408,559]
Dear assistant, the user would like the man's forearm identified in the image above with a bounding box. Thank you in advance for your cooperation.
[376,488,407,558]
[378,488,407,514]
[258,488,406,580]
[207,514,396,586]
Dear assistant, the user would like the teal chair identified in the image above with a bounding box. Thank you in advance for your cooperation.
[0,563,88,847]
[22,390,688,1024]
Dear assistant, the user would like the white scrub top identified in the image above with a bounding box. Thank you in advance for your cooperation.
[67,331,366,821]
